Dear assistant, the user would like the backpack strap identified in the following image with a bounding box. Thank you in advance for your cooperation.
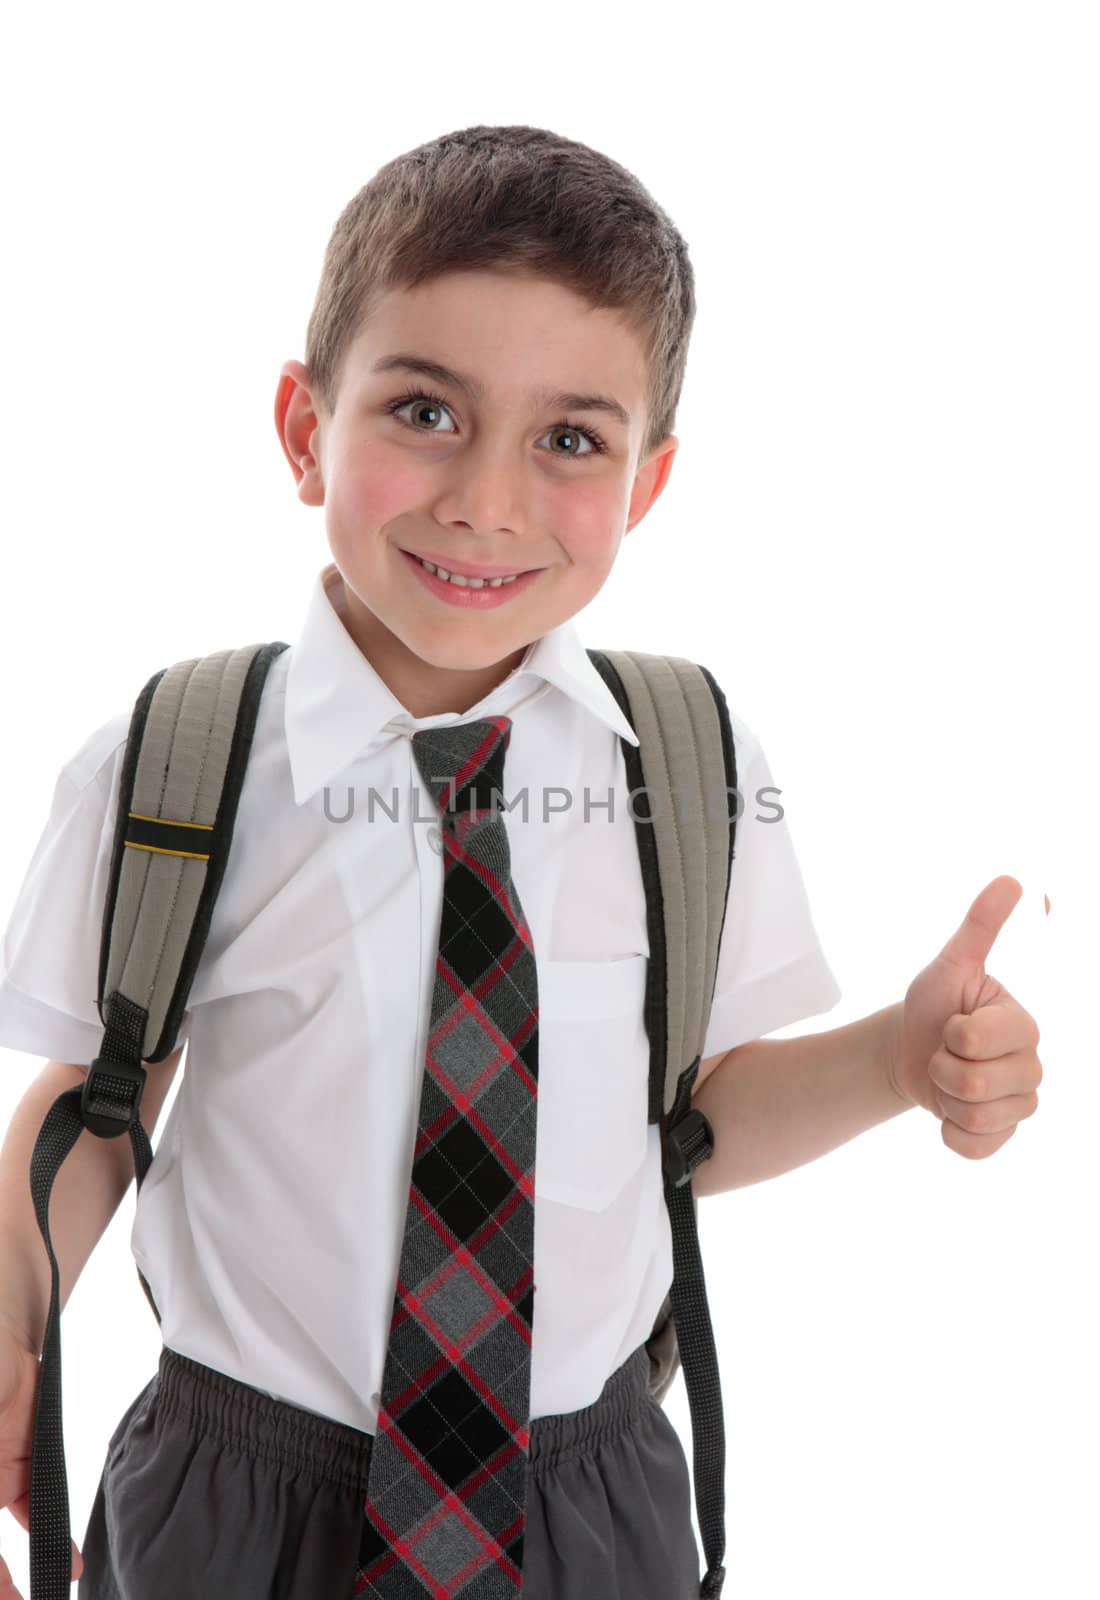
[587,647,737,1600]
[27,640,289,1600]
[586,650,737,1119]
[97,640,291,1067]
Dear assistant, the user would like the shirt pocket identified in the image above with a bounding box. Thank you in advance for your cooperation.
[533,954,650,1212]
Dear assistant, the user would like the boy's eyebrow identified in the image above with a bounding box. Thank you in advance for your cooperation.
[371,352,632,430]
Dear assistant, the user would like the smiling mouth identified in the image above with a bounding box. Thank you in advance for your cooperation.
[401,549,538,588]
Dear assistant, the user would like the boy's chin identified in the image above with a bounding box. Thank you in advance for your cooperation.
[403,631,534,675]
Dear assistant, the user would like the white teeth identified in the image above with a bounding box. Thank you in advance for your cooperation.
[418,556,520,588]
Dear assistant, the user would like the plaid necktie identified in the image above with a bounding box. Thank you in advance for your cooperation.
[354,715,540,1597]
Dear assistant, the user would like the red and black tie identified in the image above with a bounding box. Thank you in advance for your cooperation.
[354,715,540,1597]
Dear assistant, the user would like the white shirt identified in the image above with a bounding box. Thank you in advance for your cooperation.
[0,561,841,1428]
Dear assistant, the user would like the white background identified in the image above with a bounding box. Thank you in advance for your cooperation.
[0,3,1095,1595]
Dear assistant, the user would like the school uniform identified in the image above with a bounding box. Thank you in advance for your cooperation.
[0,561,842,1598]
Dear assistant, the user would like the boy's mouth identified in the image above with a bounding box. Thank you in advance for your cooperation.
[399,547,543,607]
[400,546,537,585]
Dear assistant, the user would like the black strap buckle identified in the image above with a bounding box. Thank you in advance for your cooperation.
[81,1056,146,1139]
[664,1107,715,1188]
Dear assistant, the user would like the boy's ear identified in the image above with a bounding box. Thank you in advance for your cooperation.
[274,360,325,507]
[624,434,679,536]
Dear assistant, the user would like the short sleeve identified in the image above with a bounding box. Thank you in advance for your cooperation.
[0,713,193,1067]
[701,710,841,1059]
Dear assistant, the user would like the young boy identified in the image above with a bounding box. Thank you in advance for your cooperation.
[0,124,1043,1600]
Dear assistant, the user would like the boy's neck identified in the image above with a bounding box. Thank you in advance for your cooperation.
[334,573,532,719]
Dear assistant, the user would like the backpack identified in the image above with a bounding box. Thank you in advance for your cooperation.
[26,639,738,1600]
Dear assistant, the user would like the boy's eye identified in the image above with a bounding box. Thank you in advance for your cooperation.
[384,390,608,459]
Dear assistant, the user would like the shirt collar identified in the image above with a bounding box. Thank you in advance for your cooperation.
[285,562,640,806]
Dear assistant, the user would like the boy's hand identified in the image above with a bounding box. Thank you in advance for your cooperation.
[0,1321,84,1595]
[888,875,1044,1158]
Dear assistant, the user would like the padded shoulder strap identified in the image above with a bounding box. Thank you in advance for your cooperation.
[586,649,738,1120]
[97,641,290,1063]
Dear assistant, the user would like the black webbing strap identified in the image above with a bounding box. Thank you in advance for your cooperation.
[27,992,159,1600]
[664,1057,728,1600]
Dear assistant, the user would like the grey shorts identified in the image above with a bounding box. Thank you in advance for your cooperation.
[77,1340,701,1599]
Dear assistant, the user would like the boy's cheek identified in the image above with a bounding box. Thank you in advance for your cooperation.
[327,449,428,532]
[541,481,629,570]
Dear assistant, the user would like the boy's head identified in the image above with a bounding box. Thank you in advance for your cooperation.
[275,124,696,715]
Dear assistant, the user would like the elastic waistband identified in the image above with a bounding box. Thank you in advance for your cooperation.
[157,1347,373,1489]
[156,1343,655,1492]
[525,1344,653,1470]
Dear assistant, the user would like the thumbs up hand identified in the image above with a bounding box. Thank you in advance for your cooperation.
[889,876,1044,1158]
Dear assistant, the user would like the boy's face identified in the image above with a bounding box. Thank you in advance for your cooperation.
[275,268,678,714]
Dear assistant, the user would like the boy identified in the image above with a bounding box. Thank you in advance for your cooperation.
[0,124,1042,1600]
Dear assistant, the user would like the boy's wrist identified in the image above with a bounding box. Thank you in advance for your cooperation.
[884,999,913,1106]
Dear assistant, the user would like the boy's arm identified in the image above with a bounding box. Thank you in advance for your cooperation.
[0,1045,183,1355]
[689,1002,909,1197]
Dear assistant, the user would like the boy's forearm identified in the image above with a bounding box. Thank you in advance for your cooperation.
[689,1001,912,1197]
[0,1051,180,1355]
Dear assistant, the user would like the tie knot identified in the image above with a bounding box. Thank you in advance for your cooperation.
[411,716,512,820]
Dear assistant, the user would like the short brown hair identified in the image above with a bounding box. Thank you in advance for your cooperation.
[304,124,696,463]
